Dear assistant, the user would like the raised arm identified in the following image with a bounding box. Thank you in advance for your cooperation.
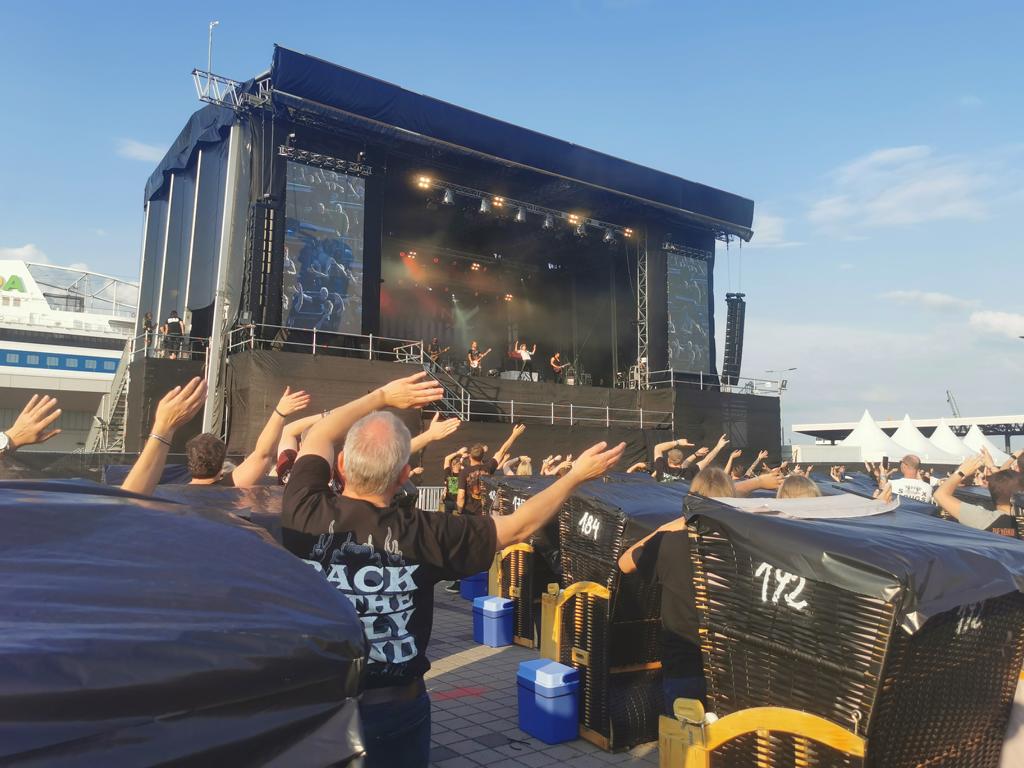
[618,517,689,574]
[410,412,461,455]
[733,469,783,497]
[934,454,984,520]
[493,423,526,466]
[443,447,467,471]
[122,378,207,496]
[278,411,327,455]
[724,449,742,476]
[493,441,624,548]
[299,372,444,463]
[745,449,769,477]
[232,387,311,487]
[697,434,730,470]
[653,437,693,460]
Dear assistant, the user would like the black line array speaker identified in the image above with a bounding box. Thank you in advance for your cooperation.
[722,293,746,386]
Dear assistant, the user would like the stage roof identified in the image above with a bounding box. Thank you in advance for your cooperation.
[794,415,1024,441]
[147,47,755,240]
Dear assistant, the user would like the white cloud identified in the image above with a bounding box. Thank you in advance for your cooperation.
[808,145,990,233]
[880,290,977,311]
[116,138,165,163]
[749,213,802,248]
[0,243,49,263]
[969,310,1024,339]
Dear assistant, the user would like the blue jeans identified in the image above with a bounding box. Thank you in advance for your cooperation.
[662,675,707,715]
[359,690,431,768]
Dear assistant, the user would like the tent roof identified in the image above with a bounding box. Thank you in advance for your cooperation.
[963,424,1011,465]
[891,415,963,465]
[929,418,973,462]
[838,410,912,462]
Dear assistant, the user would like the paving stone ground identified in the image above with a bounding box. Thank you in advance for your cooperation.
[426,585,660,768]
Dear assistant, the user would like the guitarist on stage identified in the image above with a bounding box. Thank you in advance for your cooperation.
[467,341,491,376]
[550,351,570,383]
[426,337,449,369]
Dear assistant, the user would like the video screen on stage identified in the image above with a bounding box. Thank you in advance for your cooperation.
[666,248,711,373]
[282,161,365,332]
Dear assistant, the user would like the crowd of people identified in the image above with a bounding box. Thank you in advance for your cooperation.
[2,378,1023,768]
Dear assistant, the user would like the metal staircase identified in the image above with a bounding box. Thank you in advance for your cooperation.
[424,363,469,421]
[85,342,132,452]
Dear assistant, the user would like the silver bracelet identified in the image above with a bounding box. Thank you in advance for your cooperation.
[149,433,172,447]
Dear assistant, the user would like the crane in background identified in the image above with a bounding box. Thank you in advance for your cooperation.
[946,390,961,418]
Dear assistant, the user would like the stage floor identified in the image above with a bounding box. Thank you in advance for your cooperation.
[426,584,659,767]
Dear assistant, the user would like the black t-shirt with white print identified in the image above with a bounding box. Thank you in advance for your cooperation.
[458,458,498,515]
[653,456,696,483]
[282,455,497,688]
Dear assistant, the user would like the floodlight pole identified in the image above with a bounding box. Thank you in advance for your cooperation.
[208,21,220,78]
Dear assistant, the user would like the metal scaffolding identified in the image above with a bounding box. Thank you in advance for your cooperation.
[635,241,650,390]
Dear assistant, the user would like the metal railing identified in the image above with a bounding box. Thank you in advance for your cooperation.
[226,323,424,363]
[415,486,446,512]
[128,332,212,364]
[424,398,673,430]
[646,369,782,397]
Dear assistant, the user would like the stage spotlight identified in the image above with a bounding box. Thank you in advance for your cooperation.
[603,228,615,243]
[504,293,513,302]
[568,213,580,225]
[479,198,491,214]
[624,227,634,238]
[514,207,526,223]
[492,196,505,209]
[575,223,587,237]
[542,215,554,230]
[471,262,481,271]
[442,188,455,205]
[416,175,432,189]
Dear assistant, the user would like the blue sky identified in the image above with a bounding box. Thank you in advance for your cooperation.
[1,1,1021,439]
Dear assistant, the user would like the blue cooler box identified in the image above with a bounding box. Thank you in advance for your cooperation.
[459,571,488,600]
[516,659,580,744]
[473,596,513,647]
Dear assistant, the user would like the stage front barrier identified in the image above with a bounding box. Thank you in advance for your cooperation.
[686,497,1024,767]
[226,322,425,363]
[658,701,865,768]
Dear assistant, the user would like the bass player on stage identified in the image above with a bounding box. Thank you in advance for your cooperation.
[467,341,491,376]
[426,337,449,369]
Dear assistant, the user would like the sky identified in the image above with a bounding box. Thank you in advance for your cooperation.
[1,1,1021,442]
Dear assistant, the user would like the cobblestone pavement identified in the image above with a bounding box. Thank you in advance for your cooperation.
[426,585,660,768]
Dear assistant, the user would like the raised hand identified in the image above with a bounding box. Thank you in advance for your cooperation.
[716,434,730,447]
[512,423,527,438]
[957,454,985,480]
[567,441,626,483]
[730,449,743,460]
[695,447,710,458]
[381,371,445,410]
[5,394,62,449]
[426,412,461,441]
[757,469,784,491]
[276,386,311,417]
[153,378,208,435]
[757,450,769,461]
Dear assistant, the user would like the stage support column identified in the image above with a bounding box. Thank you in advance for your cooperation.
[202,123,242,435]
[571,274,579,366]
[609,255,618,381]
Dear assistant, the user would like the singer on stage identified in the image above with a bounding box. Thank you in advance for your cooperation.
[513,341,537,381]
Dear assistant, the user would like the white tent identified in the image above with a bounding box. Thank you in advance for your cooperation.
[891,415,962,465]
[927,418,972,462]
[963,424,1011,465]
[839,410,912,462]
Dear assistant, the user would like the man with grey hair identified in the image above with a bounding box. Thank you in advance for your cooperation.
[282,372,624,768]
[887,454,934,505]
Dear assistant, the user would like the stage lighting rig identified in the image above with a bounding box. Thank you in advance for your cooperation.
[575,222,587,237]
[416,175,433,189]
[542,215,554,230]
[442,189,455,205]
[479,198,492,214]
[471,262,482,271]
[492,196,505,209]
[603,228,616,244]
[514,207,526,223]
[279,145,372,176]
[504,294,513,302]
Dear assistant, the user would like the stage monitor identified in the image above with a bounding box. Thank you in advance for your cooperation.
[282,161,365,333]
[666,245,711,374]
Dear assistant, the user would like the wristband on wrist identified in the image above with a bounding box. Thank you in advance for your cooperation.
[274,408,285,418]
[955,469,966,478]
[149,433,172,447]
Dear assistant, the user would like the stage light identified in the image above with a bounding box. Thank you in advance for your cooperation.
[514,207,526,223]
[432,256,440,264]
[492,196,505,208]
[442,188,455,205]
[624,228,634,238]
[479,198,491,214]
[568,213,580,224]
[471,262,481,271]
[504,293,513,302]
[603,228,615,243]
[575,223,587,237]
[416,175,432,189]
[542,215,554,230]
[405,250,417,259]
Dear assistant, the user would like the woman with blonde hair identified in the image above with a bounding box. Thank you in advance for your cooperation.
[777,474,822,499]
[689,466,784,498]
[516,457,533,476]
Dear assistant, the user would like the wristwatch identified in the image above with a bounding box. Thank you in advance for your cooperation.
[955,470,966,478]
[0,431,12,456]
